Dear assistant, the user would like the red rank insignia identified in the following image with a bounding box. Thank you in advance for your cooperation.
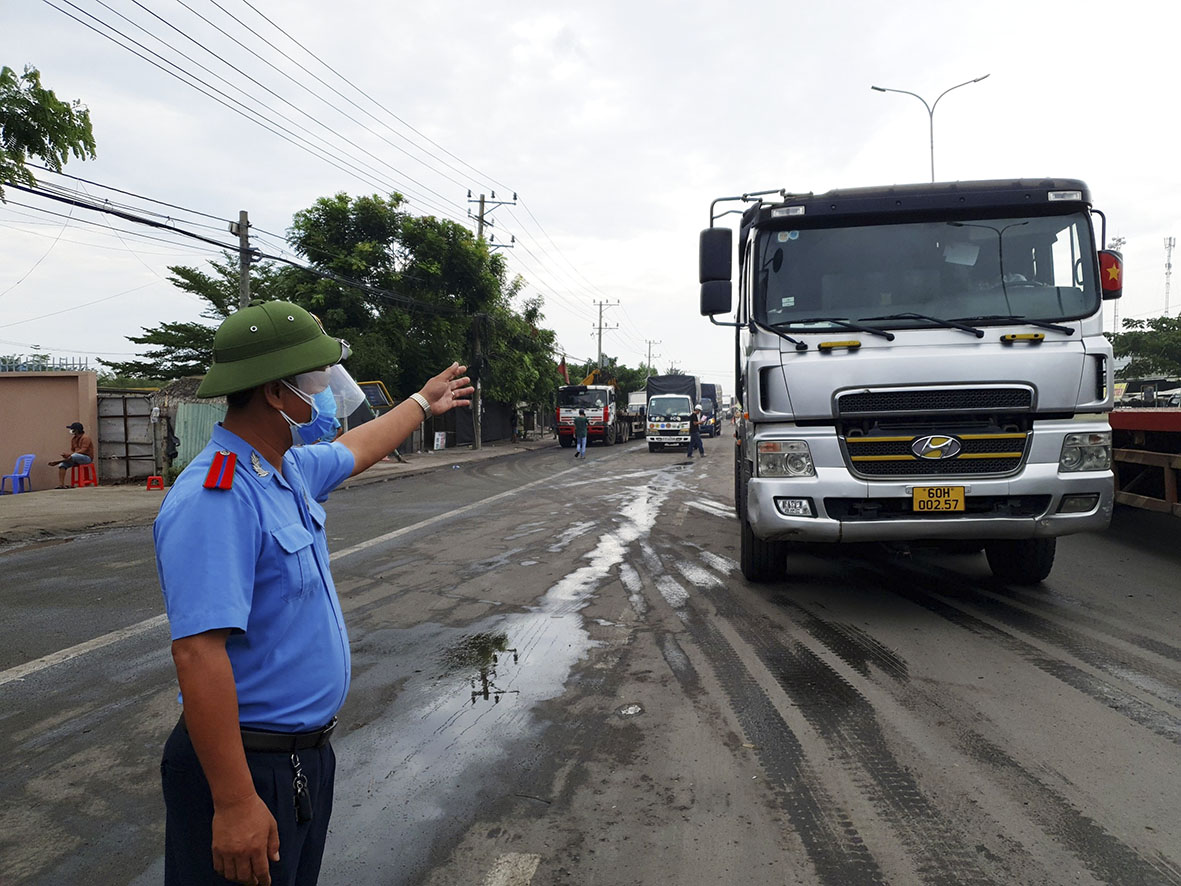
[203,450,237,490]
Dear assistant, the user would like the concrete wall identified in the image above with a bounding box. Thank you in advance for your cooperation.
[0,372,99,491]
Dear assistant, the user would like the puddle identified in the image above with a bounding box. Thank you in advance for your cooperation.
[440,632,520,704]
[331,469,685,877]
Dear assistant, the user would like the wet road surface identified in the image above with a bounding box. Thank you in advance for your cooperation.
[2,440,1179,884]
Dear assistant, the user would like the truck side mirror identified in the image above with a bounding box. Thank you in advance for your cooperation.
[700,228,733,316]
[1099,250,1122,300]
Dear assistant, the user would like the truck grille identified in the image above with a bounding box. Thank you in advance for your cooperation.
[836,387,1032,415]
[825,495,1051,520]
[843,432,1030,478]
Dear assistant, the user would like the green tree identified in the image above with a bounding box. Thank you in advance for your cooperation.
[0,65,96,200]
[1108,316,1181,378]
[98,256,294,380]
[106,192,564,411]
[285,192,533,401]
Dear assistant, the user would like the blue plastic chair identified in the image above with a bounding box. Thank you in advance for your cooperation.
[1,454,35,494]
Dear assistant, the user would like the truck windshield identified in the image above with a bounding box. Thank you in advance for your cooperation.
[648,396,691,420]
[755,212,1099,330]
[558,388,608,408]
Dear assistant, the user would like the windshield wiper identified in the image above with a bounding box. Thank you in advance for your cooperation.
[860,312,984,338]
[952,314,1075,335]
[751,318,809,351]
[770,316,895,341]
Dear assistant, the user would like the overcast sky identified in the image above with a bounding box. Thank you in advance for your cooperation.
[2,0,1178,391]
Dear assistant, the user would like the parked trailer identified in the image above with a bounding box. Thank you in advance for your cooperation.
[1110,408,1181,516]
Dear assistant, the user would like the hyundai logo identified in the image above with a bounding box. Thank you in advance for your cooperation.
[911,434,962,459]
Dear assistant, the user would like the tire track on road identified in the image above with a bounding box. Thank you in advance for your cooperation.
[767,569,1181,886]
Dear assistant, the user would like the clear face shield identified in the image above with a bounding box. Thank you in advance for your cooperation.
[281,341,368,444]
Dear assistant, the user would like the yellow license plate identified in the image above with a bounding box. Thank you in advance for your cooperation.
[912,486,965,512]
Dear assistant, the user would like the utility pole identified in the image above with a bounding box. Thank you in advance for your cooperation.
[592,300,619,368]
[1166,237,1176,315]
[467,190,517,241]
[471,313,487,451]
[229,210,251,308]
[644,339,660,377]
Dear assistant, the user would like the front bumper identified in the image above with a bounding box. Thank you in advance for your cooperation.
[746,422,1114,543]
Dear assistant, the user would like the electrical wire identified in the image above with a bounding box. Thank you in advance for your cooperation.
[238,0,509,193]
[0,201,74,298]
[28,163,231,223]
[131,0,464,213]
[175,0,474,197]
[0,280,163,329]
[41,0,467,222]
[40,1,631,343]
[9,181,465,318]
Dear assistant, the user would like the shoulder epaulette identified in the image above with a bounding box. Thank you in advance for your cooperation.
[203,450,237,490]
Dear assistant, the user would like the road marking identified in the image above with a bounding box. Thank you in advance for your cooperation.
[688,500,734,519]
[330,467,577,561]
[483,853,541,886]
[0,614,168,688]
[0,465,579,686]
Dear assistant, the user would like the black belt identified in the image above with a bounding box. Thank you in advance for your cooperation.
[179,714,336,753]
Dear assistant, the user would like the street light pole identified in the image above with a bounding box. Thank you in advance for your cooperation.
[871,74,990,182]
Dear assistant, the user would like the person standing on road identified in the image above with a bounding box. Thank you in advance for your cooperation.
[687,404,706,459]
[48,421,95,487]
[153,299,473,886]
[573,408,589,458]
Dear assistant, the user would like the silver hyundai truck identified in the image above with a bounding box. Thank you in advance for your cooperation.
[700,179,1123,584]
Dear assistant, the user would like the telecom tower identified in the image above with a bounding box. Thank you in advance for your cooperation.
[1166,237,1176,315]
[1109,236,1126,333]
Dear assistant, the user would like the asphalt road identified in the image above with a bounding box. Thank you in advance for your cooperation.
[2,440,1179,885]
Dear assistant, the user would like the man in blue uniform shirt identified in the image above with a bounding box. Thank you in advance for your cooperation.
[155,299,473,886]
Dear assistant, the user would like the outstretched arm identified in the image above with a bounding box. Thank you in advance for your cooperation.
[339,362,473,476]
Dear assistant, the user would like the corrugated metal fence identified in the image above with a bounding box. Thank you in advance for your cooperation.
[174,401,226,470]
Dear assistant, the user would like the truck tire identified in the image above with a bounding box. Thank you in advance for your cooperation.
[739,458,786,582]
[605,424,616,445]
[984,538,1056,584]
[559,436,573,449]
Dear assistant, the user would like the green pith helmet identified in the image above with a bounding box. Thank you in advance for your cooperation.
[196,299,344,398]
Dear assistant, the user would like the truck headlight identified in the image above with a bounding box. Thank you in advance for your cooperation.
[757,440,815,477]
[1059,431,1111,472]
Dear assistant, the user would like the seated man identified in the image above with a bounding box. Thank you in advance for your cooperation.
[49,421,95,487]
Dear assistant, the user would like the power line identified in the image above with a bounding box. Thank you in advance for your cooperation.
[29,163,232,224]
[0,202,74,298]
[238,0,509,193]
[198,0,479,194]
[8,181,465,318]
[41,0,467,222]
[133,0,464,212]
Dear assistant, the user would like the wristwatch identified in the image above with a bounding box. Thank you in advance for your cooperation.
[409,392,431,419]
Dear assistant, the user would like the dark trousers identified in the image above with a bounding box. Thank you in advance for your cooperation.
[688,433,705,456]
[161,720,336,886]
